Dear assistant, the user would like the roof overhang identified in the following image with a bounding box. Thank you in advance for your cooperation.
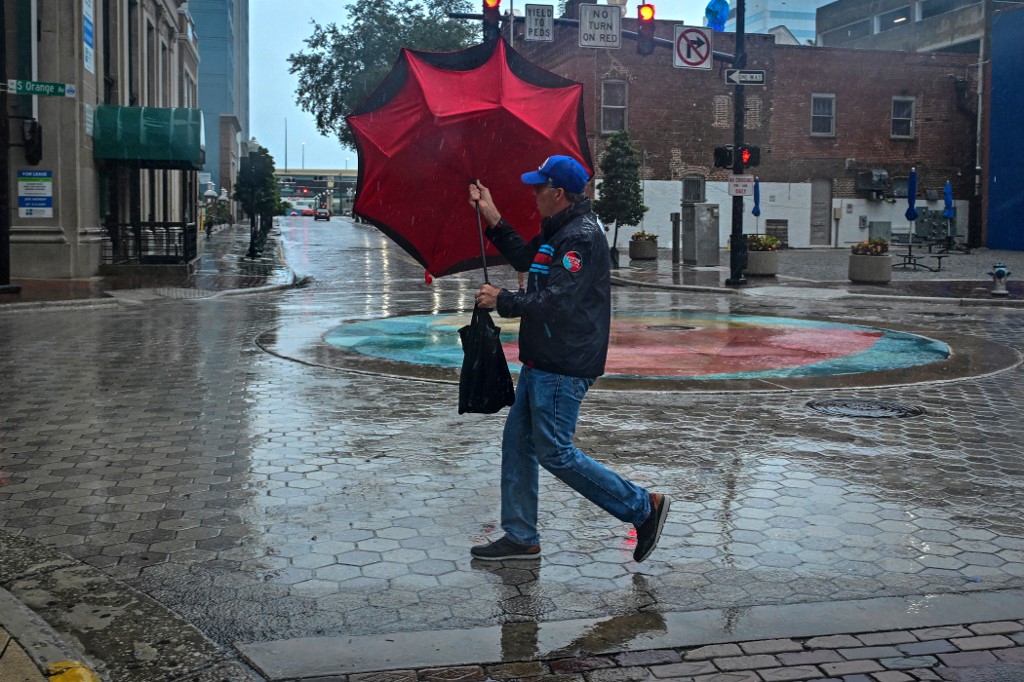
[93,106,205,170]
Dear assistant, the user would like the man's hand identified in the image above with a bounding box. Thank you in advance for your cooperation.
[469,181,501,227]
[475,283,502,310]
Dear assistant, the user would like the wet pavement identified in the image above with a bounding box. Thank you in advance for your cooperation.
[2,218,1024,681]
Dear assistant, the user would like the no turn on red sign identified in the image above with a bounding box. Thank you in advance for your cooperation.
[673,25,713,69]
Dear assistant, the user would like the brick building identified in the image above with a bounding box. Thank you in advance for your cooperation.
[508,13,978,248]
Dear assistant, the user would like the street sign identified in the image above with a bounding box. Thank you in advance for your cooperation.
[673,26,713,69]
[725,69,766,85]
[7,79,76,97]
[578,4,621,49]
[525,4,554,42]
[728,174,755,197]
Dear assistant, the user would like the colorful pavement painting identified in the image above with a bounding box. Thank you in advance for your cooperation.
[324,312,950,380]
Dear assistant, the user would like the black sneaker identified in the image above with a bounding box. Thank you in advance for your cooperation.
[470,536,541,561]
[633,493,670,562]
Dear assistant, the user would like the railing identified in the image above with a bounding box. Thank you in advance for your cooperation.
[102,221,198,265]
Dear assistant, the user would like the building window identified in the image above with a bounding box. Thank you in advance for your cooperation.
[921,0,974,20]
[891,97,915,138]
[601,81,626,133]
[892,177,909,198]
[811,94,835,136]
[877,6,912,33]
[820,19,871,46]
[745,95,762,129]
[713,95,731,128]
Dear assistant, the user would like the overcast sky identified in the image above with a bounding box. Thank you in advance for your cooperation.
[249,1,707,172]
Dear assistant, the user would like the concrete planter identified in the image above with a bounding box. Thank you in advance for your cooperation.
[746,250,779,277]
[848,254,892,284]
[629,240,658,260]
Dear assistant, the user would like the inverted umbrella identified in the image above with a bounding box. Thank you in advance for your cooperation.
[346,39,593,278]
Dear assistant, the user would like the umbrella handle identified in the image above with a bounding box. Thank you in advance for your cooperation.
[475,201,490,285]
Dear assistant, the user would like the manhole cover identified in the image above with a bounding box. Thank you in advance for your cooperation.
[806,399,925,418]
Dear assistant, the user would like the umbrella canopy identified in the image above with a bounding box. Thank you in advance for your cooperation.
[904,167,919,222]
[943,180,954,219]
[346,39,593,277]
[751,176,761,217]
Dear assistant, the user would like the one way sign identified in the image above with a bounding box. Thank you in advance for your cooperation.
[725,69,766,85]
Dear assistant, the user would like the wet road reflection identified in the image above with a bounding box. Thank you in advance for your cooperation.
[1,216,1023,652]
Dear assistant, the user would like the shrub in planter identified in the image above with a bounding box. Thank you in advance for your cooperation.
[848,237,891,284]
[628,230,658,260]
[745,234,780,276]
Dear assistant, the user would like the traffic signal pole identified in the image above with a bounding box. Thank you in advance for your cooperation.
[0,5,21,294]
[725,0,746,286]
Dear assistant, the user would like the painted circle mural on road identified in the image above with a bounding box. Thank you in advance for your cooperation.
[324,311,950,380]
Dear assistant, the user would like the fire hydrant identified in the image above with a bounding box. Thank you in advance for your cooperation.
[988,263,1011,296]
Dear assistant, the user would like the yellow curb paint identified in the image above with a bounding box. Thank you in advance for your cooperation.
[47,660,100,682]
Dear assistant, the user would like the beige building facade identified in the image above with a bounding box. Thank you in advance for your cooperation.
[2,0,202,279]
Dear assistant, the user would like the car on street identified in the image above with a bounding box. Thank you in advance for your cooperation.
[314,207,331,221]
[300,207,315,217]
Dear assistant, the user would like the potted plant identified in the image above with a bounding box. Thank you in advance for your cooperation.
[628,229,658,260]
[848,237,892,284]
[745,234,781,276]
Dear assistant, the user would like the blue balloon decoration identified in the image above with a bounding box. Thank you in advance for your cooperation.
[706,0,729,31]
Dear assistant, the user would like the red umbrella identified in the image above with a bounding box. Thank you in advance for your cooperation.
[346,39,592,277]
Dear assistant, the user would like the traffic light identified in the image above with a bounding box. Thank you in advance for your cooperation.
[637,4,655,56]
[713,145,733,168]
[302,187,309,194]
[739,144,761,167]
[483,0,501,42]
[23,119,42,165]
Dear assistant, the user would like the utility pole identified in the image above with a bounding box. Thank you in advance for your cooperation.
[725,0,747,287]
[0,4,21,294]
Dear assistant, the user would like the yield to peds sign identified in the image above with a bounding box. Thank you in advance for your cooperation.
[674,25,713,69]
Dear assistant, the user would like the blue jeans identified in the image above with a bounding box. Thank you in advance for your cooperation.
[500,366,651,546]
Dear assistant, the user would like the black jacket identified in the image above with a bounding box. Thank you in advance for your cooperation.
[486,199,611,379]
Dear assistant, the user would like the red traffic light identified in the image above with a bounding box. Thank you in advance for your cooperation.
[483,0,501,40]
[637,4,655,55]
[740,147,751,165]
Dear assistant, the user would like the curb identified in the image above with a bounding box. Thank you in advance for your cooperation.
[0,531,262,682]
[0,586,101,681]
[610,273,1024,306]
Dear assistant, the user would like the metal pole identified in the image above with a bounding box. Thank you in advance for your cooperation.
[725,0,747,286]
[671,212,680,264]
[0,4,20,293]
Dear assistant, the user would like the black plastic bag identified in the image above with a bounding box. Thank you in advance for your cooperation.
[458,306,516,414]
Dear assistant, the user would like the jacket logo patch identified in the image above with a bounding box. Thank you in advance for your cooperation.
[563,251,582,272]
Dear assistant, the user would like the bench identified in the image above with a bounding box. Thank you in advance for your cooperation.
[893,253,946,271]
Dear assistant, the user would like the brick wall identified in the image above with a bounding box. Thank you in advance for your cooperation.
[511,26,977,200]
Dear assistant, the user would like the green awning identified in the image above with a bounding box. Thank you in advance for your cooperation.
[93,106,205,169]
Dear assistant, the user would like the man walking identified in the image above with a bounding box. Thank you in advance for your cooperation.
[468,155,669,563]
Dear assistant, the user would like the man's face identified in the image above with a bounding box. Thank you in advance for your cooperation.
[532,182,564,218]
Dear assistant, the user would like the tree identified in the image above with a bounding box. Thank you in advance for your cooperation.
[234,145,280,220]
[593,131,647,260]
[288,0,476,150]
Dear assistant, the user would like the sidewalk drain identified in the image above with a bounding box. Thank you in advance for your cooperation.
[806,399,926,418]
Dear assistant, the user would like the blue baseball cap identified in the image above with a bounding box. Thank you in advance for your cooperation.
[521,155,589,194]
